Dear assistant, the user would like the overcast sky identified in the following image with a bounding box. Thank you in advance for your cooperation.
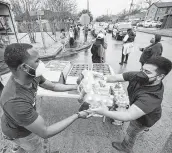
[76,0,172,17]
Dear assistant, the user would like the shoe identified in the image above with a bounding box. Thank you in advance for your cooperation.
[112,142,134,153]
[124,61,128,64]
[144,128,149,132]
[119,62,123,65]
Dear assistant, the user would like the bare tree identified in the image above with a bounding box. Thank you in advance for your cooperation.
[9,0,43,43]
[45,0,77,20]
[44,0,77,31]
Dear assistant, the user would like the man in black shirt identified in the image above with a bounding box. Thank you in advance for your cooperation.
[90,57,172,153]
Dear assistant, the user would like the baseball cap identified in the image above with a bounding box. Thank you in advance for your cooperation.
[97,33,105,39]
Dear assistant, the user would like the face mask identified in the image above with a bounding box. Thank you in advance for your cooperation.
[150,38,155,44]
[136,71,149,85]
[136,71,158,85]
[24,61,46,77]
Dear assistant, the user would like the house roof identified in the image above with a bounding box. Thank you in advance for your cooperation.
[154,2,172,8]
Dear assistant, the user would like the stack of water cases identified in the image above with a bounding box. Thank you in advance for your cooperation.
[78,70,114,117]
[110,83,130,125]
[46,60,71,74]
[43,61,71,83]
[66,64,89,84]
[91,63,112,75]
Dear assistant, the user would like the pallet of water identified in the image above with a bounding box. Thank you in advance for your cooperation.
[77,70,113,116]
[110,84,130,125]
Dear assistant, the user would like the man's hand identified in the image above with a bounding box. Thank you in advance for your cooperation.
[78,111,90,119]
[89,105,109,116]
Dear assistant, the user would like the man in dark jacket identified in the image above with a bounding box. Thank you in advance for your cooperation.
[139,34,163,66]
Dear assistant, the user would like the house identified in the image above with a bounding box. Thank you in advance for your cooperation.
[146,2,172,21]
[161,14,172,29]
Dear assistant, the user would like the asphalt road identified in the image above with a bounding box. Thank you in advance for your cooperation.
[38,32,172,153]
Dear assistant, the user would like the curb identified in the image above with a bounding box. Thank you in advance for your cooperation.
[41,42,92,61]
[55,42,92,59]
[39,46,63,60]
[137,29,172,38]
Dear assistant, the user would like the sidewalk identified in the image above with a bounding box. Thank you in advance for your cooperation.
[137,27,172,37]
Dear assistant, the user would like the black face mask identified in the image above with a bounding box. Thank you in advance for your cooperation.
[136,71,158,85]
[136,71,150,85]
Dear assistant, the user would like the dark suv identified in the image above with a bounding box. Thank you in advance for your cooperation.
[112,23,134,40]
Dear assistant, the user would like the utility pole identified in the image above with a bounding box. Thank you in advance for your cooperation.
[87,0,89,11]
[129,0,134,20]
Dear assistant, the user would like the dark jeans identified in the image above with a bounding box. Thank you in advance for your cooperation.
[121,120,147,151]
[69,38,74,47]
[120,47,129,63]
[84,34,88,42]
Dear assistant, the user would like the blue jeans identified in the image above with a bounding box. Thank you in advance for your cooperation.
[121,120,147,151]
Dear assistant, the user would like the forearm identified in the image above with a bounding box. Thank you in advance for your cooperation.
[46,114,78,138]
[103,110,131,122]
[53,84,77,92]
[106,74,125,83]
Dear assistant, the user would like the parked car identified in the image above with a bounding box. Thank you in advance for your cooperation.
[156,21,162,28]
[143,20,153,28]
[154,21,162,28]
[143,20,162,28]
[137,21,144,27]
[112,22,133,40]
[107,24,114,33]
[131,20,140,26]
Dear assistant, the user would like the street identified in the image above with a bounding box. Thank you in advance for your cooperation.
[38,32,172,153]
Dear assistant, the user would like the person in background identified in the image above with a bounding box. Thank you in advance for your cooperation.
[91,32,107,63]
[0,43,89,153]
[60,28,66,52]
[74,25,78,40]
[69,26,74,48]
[77,25,80,38]
[83,25,89,42]
[139,34,163,66]
[89,56,172,153]
[119,29,136,65]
